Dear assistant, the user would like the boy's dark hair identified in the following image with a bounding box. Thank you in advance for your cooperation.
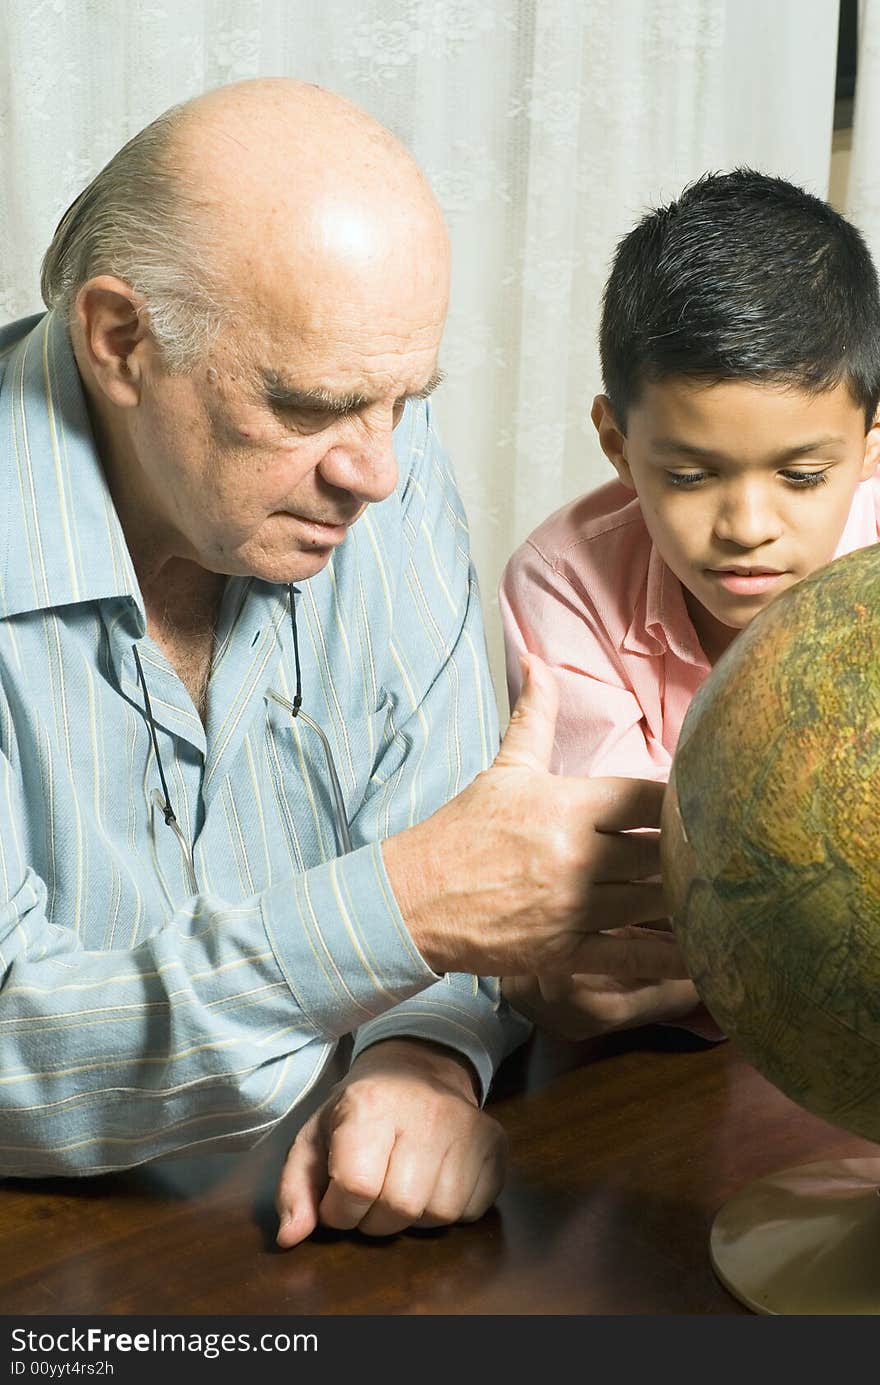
[600,168,880,430]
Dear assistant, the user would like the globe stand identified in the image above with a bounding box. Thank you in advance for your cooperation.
[710,1157,880,1314]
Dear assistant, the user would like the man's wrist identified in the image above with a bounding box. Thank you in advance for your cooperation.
[349,1036,480,1104]
[381,827,454,974]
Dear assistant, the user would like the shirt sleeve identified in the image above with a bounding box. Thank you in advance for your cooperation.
[0,750,447,1176]
[347,404,531,1100]
[499,539,670,781]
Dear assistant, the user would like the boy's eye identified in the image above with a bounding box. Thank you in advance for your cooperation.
[666,470,710,488]
[666,468,831,490]
[780,469,829,487]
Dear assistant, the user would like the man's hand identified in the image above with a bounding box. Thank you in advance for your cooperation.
[503,939,701,1041]
[383,653,684,980]
[275,1038,507,1248]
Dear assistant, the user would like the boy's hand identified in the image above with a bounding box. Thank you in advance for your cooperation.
[502,939,701,1040]
[275,1038,507,1247]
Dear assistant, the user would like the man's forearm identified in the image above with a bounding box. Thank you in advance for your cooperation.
[0,844,438,1177]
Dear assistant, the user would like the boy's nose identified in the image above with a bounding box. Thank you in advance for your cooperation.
[713,484,783,549]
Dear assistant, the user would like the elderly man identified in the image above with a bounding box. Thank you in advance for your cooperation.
[0,79,676,1245]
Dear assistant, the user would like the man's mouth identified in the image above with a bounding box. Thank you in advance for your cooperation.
[284,512,357,545]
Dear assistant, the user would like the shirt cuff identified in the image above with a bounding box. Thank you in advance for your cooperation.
[350,978,532,1105]
[260,841,441,1040]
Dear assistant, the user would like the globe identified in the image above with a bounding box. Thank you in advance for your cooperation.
[661,540,880,1145]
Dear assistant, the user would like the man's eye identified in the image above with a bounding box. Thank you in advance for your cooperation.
[284,409,337,434]
[666,470,710,487]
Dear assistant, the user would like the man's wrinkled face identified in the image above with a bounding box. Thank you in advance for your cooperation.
[126,256,448,584]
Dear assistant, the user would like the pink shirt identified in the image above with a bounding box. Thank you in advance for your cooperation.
[500,474,880,781]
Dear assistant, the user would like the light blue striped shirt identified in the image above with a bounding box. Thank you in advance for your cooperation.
[0,311,525,1177]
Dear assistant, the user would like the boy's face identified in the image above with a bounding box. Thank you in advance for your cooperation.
[593,378,880,658]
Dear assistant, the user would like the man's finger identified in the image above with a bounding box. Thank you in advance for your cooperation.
[356,1135,440,1237]
[586,776,666,831]
[570,928,691,980]
[418,1120,507,1227]
[588,827,661,880]
[275,1114,326,1249]
[584,880,667,929]
[460,1145,508,1222]
[318,1113,395,1231]
[494,653,559,772]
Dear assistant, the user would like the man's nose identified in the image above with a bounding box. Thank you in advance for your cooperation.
[713,483,782,549]
[319,417,399,503]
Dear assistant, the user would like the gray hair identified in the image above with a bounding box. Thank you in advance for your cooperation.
[40,104,228,372]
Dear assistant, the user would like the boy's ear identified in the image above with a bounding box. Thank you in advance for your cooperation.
[591,394,635,489]
[861,414,880,481]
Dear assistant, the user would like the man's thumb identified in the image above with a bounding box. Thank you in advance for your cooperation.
[495,653,558,771]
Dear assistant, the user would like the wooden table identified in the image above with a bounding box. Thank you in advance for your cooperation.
[1,1028,875,1316]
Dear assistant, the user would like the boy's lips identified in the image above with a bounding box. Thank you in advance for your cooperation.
[706,566,788,596]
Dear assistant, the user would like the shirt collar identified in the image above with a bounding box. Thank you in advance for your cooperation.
[0,310,141,621]
[621,521,709,669]
[833,472,879,558]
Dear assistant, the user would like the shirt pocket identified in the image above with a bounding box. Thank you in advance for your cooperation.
[263,696,392,867]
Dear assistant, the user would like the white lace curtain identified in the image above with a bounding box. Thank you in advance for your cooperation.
[0,0,845,708]
[848,0,880,272]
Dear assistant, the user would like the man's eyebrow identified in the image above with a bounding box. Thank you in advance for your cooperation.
[262,368,446,415]
[412,368,446,400]
[650,436,848,463]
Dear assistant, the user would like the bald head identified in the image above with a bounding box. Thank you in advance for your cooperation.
[43,77,449,371]
[173,80,448,327]
[180,78,437,220]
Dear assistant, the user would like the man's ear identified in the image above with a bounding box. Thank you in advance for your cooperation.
[861,413,880,481]
[590,394,634,489]
[73,276,154,407]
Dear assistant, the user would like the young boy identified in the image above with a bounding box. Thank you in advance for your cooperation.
[500,169,880,1039]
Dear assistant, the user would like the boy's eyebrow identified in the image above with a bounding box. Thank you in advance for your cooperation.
[651,436,849,463]
[262,368,446,414]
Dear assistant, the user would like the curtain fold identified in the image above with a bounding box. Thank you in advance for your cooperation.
[0,0,839,703]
